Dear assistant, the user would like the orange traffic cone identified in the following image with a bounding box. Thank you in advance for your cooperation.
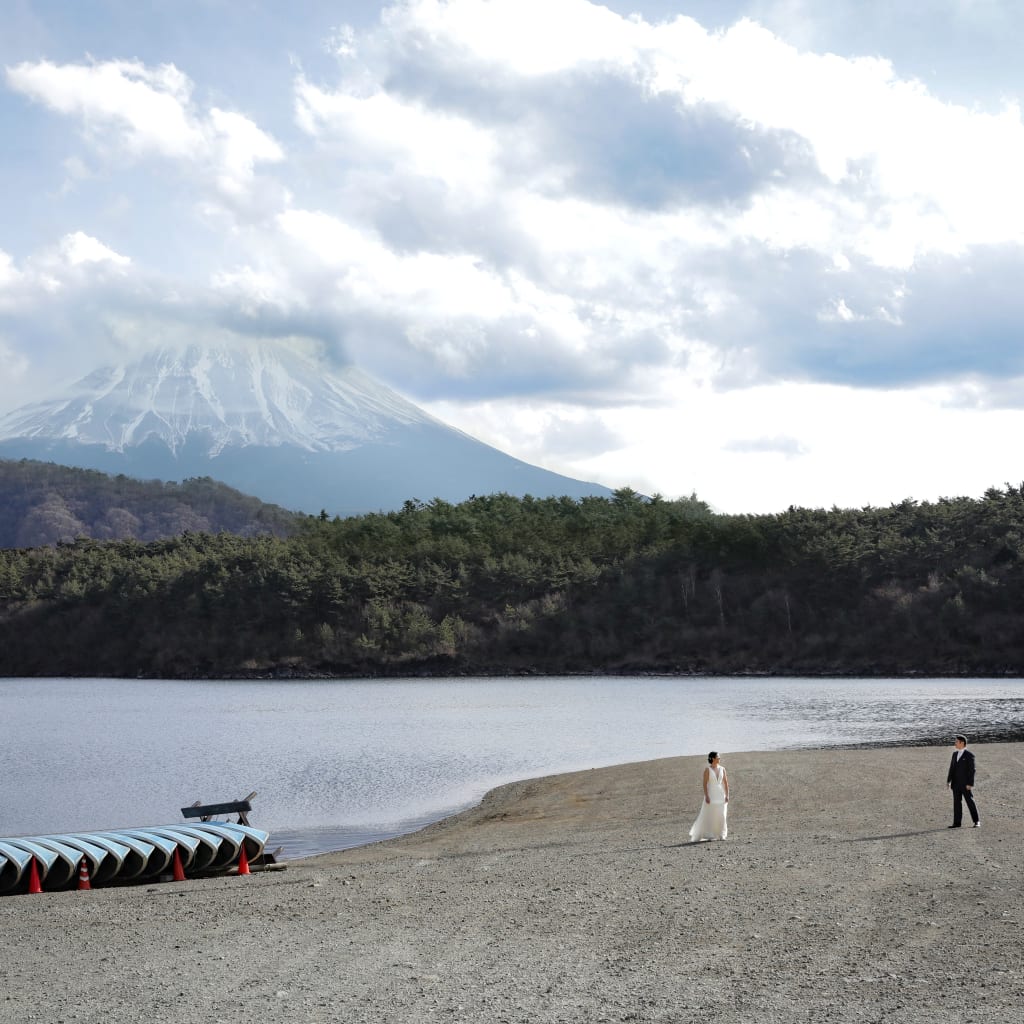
[77,857,92,891]
[27,857,42,895]
[237,843,250,876]
[172,847,186,882]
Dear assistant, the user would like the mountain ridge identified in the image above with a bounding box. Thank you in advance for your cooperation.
[0,458,299,547]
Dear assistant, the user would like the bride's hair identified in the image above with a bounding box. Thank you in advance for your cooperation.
[707,751,718,763]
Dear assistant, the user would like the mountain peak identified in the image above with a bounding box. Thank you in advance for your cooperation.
[0,344,437,457]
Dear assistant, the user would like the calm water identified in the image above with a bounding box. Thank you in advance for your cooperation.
[2,676,1022,860]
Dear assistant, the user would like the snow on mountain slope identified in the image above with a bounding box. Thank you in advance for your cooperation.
[0,345,614,515]
[0,345,439,455]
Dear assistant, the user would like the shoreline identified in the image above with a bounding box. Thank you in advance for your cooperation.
[275,728,1024,861]
[3,742,1022,1023]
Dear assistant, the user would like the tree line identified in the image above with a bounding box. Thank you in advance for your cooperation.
[3,485,1024,677]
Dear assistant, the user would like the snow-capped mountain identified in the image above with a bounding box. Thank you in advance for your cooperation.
[1,345,443,456]
[0,345,614,515]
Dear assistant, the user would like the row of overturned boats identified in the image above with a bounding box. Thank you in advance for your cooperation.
[0,821,269,894]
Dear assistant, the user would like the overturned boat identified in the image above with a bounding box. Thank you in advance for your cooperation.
[0,798,272,895]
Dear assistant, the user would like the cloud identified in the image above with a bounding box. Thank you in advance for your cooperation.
[0,232,129,310]
[0,250,21,292]
[698,243,1024,391]
[723,435,809,457]
[205,107,284,196]
[5,58,284,202]
[6,0,1024,509]
[536,78,818,210]
[531,410,623,459]
[276,0,1024,409]
[420,396,628,475]
[9,4,1024,408]
[741,0,1024,108]
[362,4,820,211]
[379,4,1024,260]
[59,231,131,268]
[210,205,672,399]
[295,78,499,195]
[380,0,639,79]
[6,59,201,155]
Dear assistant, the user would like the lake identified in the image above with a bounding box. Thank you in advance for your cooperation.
[2,676,1022,859]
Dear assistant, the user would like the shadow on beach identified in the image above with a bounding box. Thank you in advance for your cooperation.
[837,827,952,842]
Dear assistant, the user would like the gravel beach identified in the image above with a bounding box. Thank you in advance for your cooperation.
[2,743,1022,1024]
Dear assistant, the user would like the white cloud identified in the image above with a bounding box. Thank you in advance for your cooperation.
[59,231,130,267]
[7,2,1024,512]
[0,234,128,315]
[0,250,21,289]
[374,2,1024,268]
[6,58,283,199]
[295,78,499,193]
[206,107,284,196]
[275,207,511,318]
[723,435,809,458]
[212,265,295,314]
[325,24,358,60]
[278,0,1024,394]
[7,59,199,154]
[383,0,641,77]
[643,17,1024,263]
[267,207,612,378]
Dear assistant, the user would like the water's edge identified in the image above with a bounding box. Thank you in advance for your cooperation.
[274,726,1024,861]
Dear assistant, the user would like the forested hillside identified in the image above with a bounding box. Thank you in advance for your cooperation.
[3,486,1024,678]
[0,459,299,546]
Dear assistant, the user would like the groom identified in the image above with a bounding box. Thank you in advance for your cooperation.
[946,734,980,828]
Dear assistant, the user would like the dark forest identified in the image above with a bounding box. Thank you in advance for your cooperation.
[3,480,1024,678]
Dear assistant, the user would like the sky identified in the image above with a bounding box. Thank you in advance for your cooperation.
[3,0,1024,514]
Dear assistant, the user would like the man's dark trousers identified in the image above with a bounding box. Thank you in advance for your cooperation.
[951,785,979,826]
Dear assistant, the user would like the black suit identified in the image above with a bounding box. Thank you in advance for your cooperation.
[947,748,979,826]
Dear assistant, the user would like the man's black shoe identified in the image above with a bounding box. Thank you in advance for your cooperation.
[947,824,961,828]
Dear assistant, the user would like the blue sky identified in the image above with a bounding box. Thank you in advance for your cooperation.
[4,0,1024,512]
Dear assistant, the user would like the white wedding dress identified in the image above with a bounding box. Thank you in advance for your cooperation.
[689,764,728,841]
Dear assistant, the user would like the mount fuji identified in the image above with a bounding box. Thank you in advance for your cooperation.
[0,345,614,516]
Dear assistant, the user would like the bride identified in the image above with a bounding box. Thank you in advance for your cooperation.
[689,751,729,841]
